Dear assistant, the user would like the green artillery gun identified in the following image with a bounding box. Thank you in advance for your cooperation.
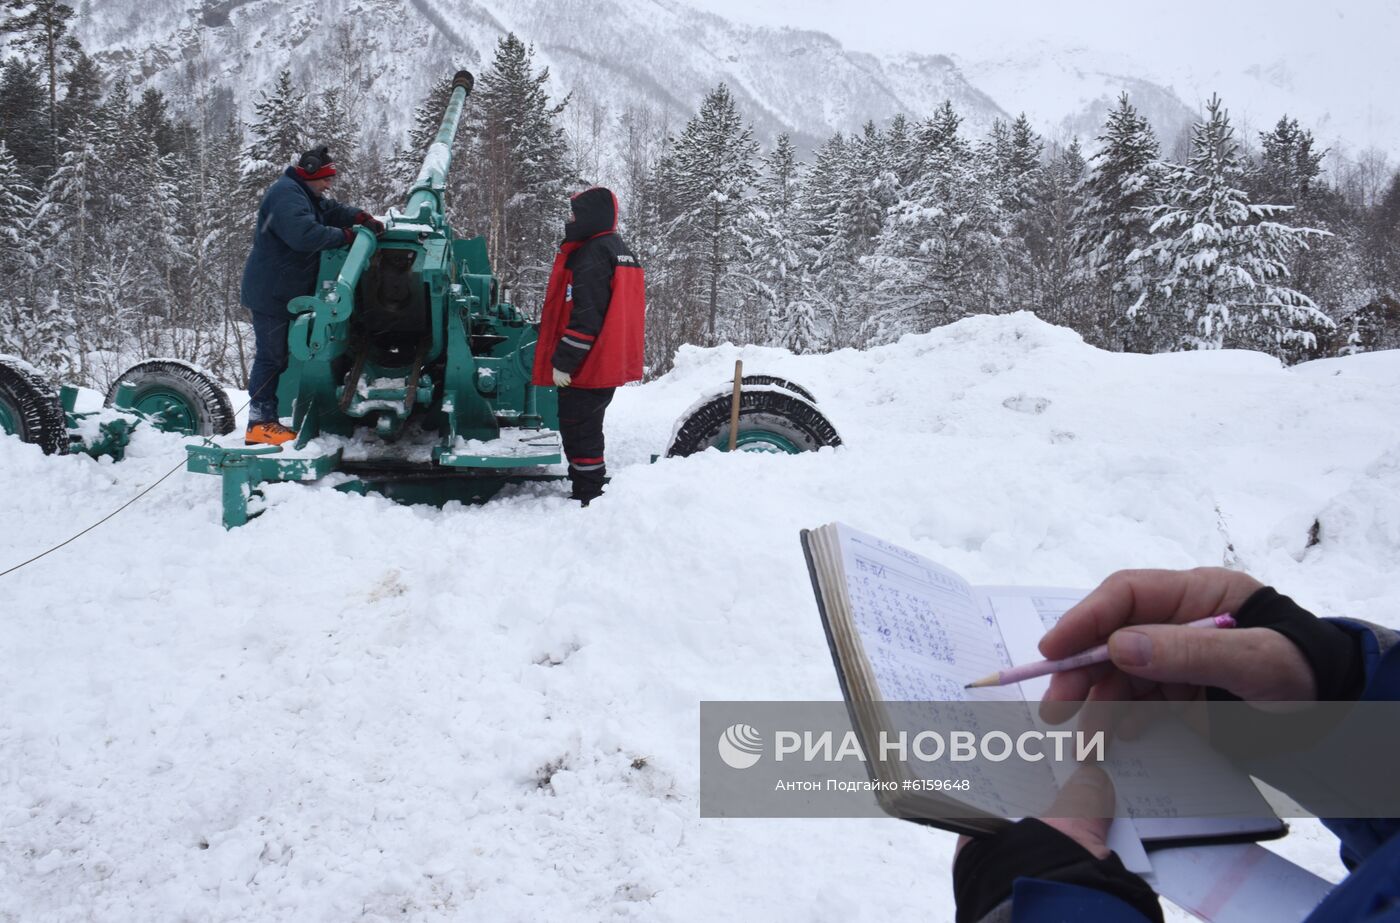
[184,70,575,527]
[3,71,844,527]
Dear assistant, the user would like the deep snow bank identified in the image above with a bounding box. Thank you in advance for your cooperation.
[2,313,1396,921]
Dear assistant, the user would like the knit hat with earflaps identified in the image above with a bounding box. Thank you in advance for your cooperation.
[294,145,337,181]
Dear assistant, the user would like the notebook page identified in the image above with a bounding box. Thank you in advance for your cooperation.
[833,525,1057,818]
[835,524,1018,701]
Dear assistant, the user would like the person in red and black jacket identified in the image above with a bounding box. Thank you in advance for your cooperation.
[531,186,646,505]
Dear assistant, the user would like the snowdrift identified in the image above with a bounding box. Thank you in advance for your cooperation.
[3,313,1397,920]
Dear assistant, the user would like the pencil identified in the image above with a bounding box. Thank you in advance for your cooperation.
[964,613,1237,689]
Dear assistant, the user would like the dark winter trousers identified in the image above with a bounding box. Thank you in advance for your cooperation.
[557,386,615,501]
[246,308,290,425]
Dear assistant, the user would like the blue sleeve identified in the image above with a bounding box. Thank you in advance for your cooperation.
[1326,618,1400,701]
[319,198,363,228]
[1009,880,1157,923]
[1303,825,1400,922]
[268,188,347,253]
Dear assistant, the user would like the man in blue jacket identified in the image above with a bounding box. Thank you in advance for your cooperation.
[953,567,1400,922]
[239,145,382,445]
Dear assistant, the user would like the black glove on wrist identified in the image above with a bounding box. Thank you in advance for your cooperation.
[953,820,1163,923]
[1212,587,1365,701]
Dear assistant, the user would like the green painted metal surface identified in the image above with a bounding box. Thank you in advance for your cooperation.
[721,429,803,455]
[0,394,17,436]
[61,384,137,460]
[128,387,198,433]
[187,70,566,527]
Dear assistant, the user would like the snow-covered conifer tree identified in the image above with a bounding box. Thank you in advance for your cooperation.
[2,0,81,163]
[0,140,37,356]
[867,101,1005,341]
[1023,140,1090,332]
[459,34,572,312]
[1132,96,1333,357]
[800,132,863,347]
[0,58,52,184]
[1073,93,1164,349]
[239,69,307,216]
[748,134,818,352]
[1256,116,1324,207]
[655,83,758,345]
[307,85,363,206]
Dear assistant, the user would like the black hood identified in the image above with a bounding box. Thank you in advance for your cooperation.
[564,187,617,242]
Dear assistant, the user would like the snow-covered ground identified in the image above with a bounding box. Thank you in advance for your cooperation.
[2,313,1397,921]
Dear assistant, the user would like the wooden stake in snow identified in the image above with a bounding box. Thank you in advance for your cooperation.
[727,360,743,452]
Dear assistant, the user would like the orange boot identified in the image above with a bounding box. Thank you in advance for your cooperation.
[245,421,297,446]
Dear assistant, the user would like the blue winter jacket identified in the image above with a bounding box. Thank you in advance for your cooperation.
[1004,619,1400,922]
[240,167,361,316]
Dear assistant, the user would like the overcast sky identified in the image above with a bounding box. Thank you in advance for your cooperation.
[680,0,1391,81]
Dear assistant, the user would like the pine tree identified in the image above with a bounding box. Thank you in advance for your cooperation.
[656,83,758,344]
[800,133,857,347]
[0,139,36,355]
[134,87,181,157]
[0,139,34,253]
[0,57,51,183]
[24,288,77,380]
[748,134,817,352]
[200,115,253,381]
[868,101,1006,340]
[2,0,80,162]
[982,113,1043,311]
[1073,93,1165,349]
[54,49,100,144]
[1252,116,1360,353]
[459,35,571,310]
[1132,96,1333,357]
[239,69,307,216]
[1362,172,1400,347]
[1256,116,1324,206]
[985,113,1043,214]
[307,85,362,205]
[1023,140,1090,333]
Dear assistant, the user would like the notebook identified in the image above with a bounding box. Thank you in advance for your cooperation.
[801,521,1287,845]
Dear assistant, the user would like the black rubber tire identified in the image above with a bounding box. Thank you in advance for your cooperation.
[666,387,842,457]
[0,356,67,455]
[105,359,236,436]
[740,375,816,403]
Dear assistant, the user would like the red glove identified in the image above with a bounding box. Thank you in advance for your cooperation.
[355,211,386,234]
[341,227,355,245]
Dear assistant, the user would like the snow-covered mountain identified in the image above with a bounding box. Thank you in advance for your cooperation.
[72,0,1390,162]
[72,0,1188,155]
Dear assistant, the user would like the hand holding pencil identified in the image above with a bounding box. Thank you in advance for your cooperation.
[1030,567,1319,710]
[966,613,1237,689]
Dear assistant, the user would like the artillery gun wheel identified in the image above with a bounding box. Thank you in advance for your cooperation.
[0,356,67,454]
[738,375,816,403]
[105,360,236,436]
[666,386,842,457]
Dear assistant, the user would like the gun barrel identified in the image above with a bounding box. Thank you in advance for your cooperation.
[405,70,474,220]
